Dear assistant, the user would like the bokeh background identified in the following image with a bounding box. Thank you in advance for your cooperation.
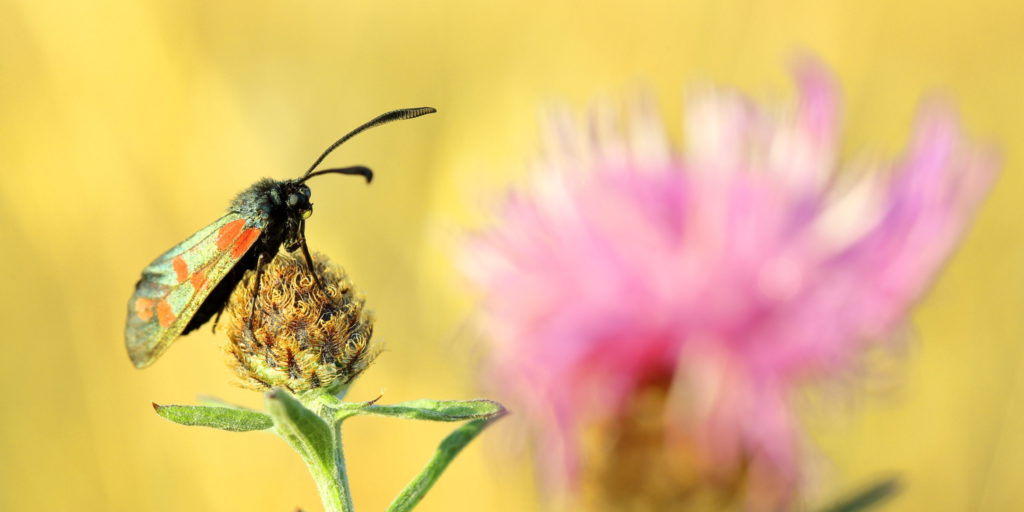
[1,1,1022,510]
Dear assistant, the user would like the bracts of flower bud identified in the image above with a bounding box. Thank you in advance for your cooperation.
[225,252,377,393]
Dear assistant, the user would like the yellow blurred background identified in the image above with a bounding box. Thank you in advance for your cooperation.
[1,1,1023,510]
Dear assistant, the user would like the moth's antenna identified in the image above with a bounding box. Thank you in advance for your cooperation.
[301,165,373,184]
[302,107,436,179]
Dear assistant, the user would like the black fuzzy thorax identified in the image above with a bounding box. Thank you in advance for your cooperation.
[182,178,311,335]
[229,178,286,224]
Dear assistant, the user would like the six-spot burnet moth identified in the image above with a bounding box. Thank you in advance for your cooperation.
[125,107,435,368]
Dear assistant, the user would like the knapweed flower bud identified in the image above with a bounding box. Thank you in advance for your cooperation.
[225,252,376,393]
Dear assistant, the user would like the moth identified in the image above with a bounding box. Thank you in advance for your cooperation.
[125,107,435,368]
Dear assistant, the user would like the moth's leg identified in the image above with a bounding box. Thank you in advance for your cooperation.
[248,252,266,331]
[299,219,325,292]
[210,308,223,334]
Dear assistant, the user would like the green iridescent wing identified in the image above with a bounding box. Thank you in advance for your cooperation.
[125,213,264,368]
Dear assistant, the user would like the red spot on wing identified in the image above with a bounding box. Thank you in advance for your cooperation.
[172,256,188,283]
[134,298,155,321]
[231,228,262,258]
[190,270,208,291]
[217,219,247,251]
[156,300,175,328]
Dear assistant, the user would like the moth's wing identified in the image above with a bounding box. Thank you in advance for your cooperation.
[125,213,264,368]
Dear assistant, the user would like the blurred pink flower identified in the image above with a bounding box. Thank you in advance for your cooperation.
[462,59,996,504]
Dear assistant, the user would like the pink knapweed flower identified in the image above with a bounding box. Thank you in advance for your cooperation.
[462,60,996,505]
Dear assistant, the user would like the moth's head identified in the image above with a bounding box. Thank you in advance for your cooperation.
[282,181,313,220]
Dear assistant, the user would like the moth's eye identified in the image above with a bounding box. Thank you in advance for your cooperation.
[302,206,313,220]
[287,194,301,207]
[300,186,312,198]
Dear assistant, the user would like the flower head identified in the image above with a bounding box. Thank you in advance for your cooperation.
[462,59,996,506]
[226,252,376,393]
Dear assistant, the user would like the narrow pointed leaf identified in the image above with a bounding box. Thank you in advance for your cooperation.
[153,403,272,432]
[333,399,506,422]
[387,412,506,512]
[819,478,900,512]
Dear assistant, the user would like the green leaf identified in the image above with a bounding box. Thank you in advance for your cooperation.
[332,398,506,423]
[819,478,901,512]
[152,403,272,432]
[265,390,335,467]
[387,412,506,512]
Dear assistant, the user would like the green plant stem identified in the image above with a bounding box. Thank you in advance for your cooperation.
[301,405,355,512]
[330,420,356,512]
[301,447,351,512]
[305,390,356,512]
[286,411,355,512]
[266,390,354,512]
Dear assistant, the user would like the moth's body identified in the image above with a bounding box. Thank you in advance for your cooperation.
[124,106,435,369]
[180,179,312,335]
[126,179,316,366]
